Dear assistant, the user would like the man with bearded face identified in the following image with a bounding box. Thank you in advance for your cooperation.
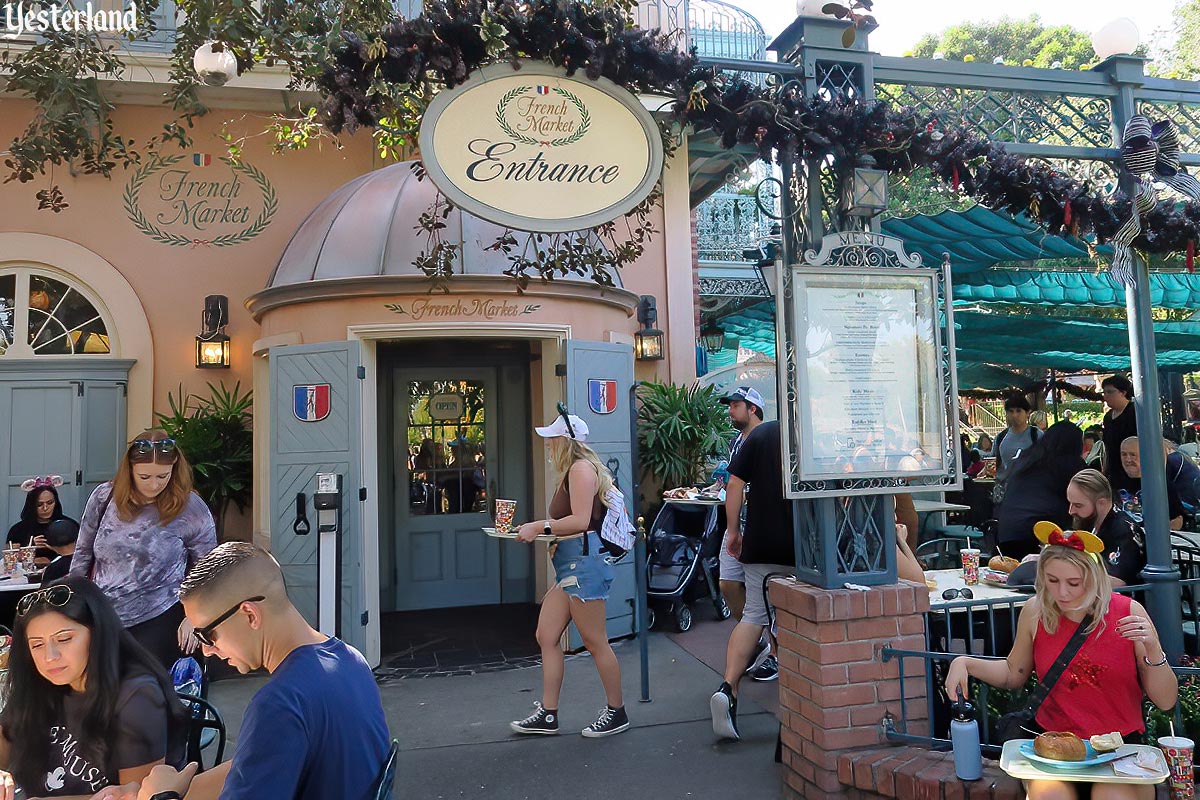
[1065,468,1145,586]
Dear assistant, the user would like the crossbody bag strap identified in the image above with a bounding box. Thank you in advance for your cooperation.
[1025,614,1094,715]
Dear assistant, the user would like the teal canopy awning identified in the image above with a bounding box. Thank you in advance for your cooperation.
[880,207,1107,273]
[952,269,1200,308]
[717,305,1200,373]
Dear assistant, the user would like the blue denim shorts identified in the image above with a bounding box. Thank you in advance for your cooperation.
[550,532,614,602]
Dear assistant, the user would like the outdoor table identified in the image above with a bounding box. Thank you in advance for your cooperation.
[913,500,972,515]
[925,568,1028,657]
[999,740,1168,785]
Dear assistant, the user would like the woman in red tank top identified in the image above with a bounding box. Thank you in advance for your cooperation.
[945,526,1178,800]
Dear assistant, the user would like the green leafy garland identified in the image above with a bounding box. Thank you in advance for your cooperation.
[318,0,1200,265]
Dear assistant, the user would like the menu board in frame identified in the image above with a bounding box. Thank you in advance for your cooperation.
[776,232,961,499]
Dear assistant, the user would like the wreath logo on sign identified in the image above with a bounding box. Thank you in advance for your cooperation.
[122,154,278,248]
[495,85,590,147]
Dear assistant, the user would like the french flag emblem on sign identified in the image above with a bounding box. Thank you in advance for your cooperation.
[536,85,552,94]
[293,384,331,423]
[588,379,618,415]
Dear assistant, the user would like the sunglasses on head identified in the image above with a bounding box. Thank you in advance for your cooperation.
[17,585,73,618]
[193,596,266,647]
[555,402,576,440]
[942,587,974,601]
[129,438,178,463]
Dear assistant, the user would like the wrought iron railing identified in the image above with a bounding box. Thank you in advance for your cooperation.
[880,578,1200,755]
[695,190,777,262]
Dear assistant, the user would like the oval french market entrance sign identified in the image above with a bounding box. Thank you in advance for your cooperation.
[418,60,664,233]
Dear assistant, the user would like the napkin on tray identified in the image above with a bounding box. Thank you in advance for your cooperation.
[1111,750,1163,778]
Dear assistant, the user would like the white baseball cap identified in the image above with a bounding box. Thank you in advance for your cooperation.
[721,386,766,411]
[535,414,589,441]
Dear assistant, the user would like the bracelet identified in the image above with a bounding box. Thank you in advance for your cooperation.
[1144,653,1169,667]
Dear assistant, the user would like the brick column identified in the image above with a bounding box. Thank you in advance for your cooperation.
[769,578,931,800]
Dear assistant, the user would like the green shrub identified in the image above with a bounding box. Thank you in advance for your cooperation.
[157,382,253,540]
[636,381,733,491]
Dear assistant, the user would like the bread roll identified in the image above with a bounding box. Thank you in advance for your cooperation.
[1034,731,1087,761]
[988,555,1021,574]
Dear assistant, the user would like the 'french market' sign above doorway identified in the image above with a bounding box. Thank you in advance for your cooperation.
[418,60,664,233]
[123,154,278,247]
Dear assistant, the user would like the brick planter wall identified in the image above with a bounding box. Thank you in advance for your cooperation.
[769,578,933,800]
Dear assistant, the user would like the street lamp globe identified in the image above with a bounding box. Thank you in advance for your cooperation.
[1091,18,1140,60]
[796,0,826,16]
[193,42,237,87]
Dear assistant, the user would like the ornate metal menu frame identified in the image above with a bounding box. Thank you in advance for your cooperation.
[776,232,962,499]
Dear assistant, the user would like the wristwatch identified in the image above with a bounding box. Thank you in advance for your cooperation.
[543,520,553,537]
[149,792,184,800]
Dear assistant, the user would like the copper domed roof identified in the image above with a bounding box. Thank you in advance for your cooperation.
[265,159,621,290]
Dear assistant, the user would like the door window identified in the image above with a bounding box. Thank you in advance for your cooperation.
[406,380,488,516]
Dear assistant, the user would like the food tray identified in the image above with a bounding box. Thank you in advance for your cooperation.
[1000,740,1168,784]
[483,527,557,542]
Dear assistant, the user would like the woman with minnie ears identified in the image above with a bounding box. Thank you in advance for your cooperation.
[70,430,216,671]
[945,523,1177,800]
[8,476,75,564]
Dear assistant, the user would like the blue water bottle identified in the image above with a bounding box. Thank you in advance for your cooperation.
[950,689,983,781]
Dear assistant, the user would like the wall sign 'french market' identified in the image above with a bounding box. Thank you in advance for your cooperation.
[418,60,664,233]
[123,153,278,247]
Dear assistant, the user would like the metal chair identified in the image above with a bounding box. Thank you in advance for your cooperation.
[915,537,967,571]
[372,739,400,800]
[176,692,227,772]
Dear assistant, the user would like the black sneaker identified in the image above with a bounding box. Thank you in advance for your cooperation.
[749,654,779,682]
[710,682,739,740]
[581,705,630,738]
[510,702,559,735]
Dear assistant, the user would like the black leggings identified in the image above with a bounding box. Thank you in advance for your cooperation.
[128,602,186,670]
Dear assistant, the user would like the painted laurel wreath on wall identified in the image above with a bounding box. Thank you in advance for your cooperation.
[494,86,591,147]
[122,154,279,248]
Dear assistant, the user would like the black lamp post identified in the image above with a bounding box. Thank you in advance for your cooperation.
[700,321,726,354]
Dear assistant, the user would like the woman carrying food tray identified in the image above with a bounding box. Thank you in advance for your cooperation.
[508,412,629,740]
[944,523,1178,800]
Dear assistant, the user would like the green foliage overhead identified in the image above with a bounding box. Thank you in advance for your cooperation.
[156,382,253,540]
[910,15,1094,68]
[1156,0,1200,79]
[636,382,733,490]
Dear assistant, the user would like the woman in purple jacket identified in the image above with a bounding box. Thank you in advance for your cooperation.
[71,429,217,669]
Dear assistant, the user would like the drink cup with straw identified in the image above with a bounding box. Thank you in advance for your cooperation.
[1159,724,1195,800]
[961,537,980,586]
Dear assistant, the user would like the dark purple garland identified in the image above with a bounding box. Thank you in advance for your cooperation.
[317,0,1200,259]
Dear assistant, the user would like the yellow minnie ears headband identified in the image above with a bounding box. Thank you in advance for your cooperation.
[1033,521,1105,555]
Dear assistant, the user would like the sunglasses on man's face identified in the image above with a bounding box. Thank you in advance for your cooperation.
[129,438,178,463]
[17,585,73,618]
[193,596,266,647]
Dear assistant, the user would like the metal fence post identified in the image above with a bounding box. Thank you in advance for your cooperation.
[628,381,651,702]
[1102,54,1184,660]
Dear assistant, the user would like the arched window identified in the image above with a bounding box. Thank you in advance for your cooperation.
[0,267,112,357]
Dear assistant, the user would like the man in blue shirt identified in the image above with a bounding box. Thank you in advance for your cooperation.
[133,543,391,800]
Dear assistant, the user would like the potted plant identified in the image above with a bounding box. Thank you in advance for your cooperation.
[157,382,253,540]
[636,381,734,505]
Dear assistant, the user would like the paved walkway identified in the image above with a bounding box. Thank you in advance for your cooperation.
[209,617,786,798]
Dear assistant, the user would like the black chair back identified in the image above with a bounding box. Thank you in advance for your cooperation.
[372,739,400,800]
[176,692,227,772]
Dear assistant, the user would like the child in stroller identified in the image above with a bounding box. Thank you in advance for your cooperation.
[645,501,730,631]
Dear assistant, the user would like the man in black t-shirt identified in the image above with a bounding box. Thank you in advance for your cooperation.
[1066,470,1145,586]
[40,518,77,586]
[709,420,794,741]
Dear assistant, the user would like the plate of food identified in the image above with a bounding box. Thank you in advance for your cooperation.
[662,487,722,504]
[1018,732,1127,770]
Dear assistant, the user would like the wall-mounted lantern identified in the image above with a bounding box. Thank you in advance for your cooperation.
[634,295,664,361]
[195,294,231,369]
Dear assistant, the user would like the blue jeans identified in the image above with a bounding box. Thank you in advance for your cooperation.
[550,533,613,602]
